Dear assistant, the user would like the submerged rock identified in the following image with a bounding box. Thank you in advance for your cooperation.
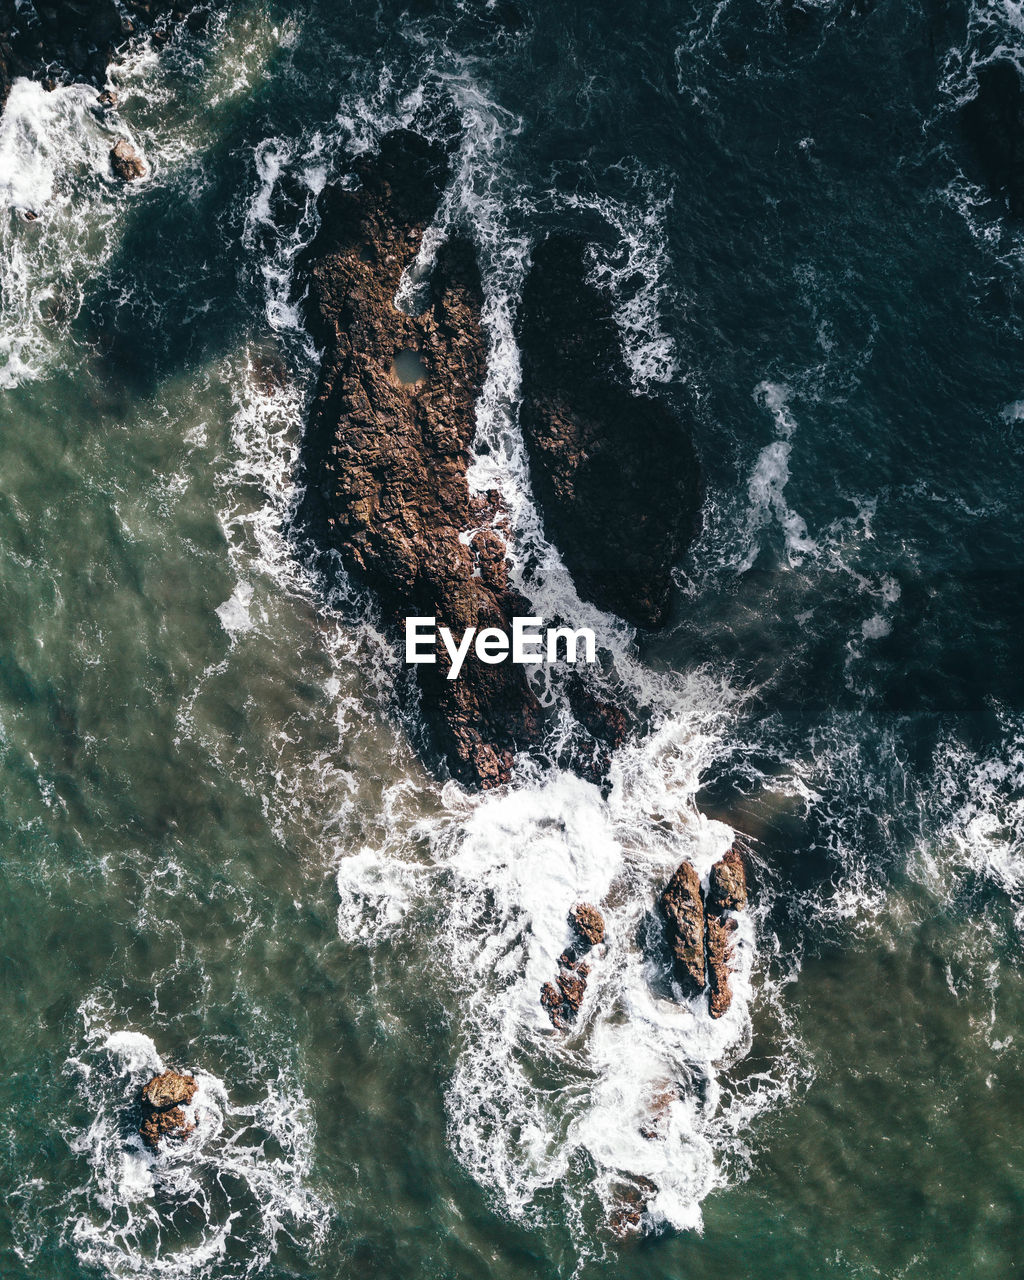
[139,1070,197,1149]
[110,139,144,181]
[659,860,705,997]
[517,233,702,629]
[960,59,1024,218]
[296,130,541,789]
[541,902,606,1027]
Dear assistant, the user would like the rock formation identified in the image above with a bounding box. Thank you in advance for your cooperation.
[540,902,606,1028]
[705,847,747,1019]
[659,848,748,1017]
[110,139,144,181]
[659,860,706,996]
[960,59,1024,219]
[139,1069,197,1149]
[296,130,543,789]
[517,233,702,629]
[0,0,209,114]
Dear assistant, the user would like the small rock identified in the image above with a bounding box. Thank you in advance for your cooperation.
[568,902,605,948]
[96,89,118,109]
[139,1069,198,1148]
[110,139,144,181]
[142,1070,197,1109]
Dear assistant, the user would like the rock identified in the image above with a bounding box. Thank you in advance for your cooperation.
[142,1069,197,1109]
[139,1069,198,1149]
[296,130,542,789]
[659,860,705,996]
[607,1174,657,1237]
[96,88,118,108]
[110,138,144,180]
[568,902,605,948]
[517,233,702,629]
[707,847,747,914]
[704,848,747,1018]
[706,914,737,1019]
[140,1104,195,1147]
[960,59,1024,218]
[0,1,207,116]
[540,956,591,1028]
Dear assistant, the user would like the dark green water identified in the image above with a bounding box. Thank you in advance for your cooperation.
[2,0,1024,1276]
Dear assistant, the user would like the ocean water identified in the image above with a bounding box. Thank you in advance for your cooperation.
[2,0,1024,1276]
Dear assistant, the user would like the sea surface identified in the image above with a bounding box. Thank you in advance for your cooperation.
[1,1,1024,1276]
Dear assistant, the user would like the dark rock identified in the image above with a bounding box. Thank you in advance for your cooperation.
[96,87,117,107]
[540,956,591,1028]
[706,914,738,1019]
[296,130,542,790]
[139,1069,197,1148]
[707,847,747,914]
[0,0,208,114]
[563,676,631,784]
[960,59,1024,218]
[659,860,705,996]
[607,1174,657,1237]
[110,138,144,180]
[568,902,605,948]
[517,233,702,629]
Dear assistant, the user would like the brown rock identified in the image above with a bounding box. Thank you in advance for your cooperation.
[607,1174,657,1237]
[110,139,144,181]
[139,1070,198,1149]
[706,914,738,1019]
[540,956,591,1028]
[296,130,542,789]
[568,902,605,948]
[140,1104,195,1148]
[707,847,747,914]
[142,1069,197,1109]
[659,861,705,997]
[517,234,702,630]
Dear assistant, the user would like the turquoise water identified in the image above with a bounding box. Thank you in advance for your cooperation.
[3,1,1024,1276]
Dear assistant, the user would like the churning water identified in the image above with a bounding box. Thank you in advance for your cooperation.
[3,1,1024,1277]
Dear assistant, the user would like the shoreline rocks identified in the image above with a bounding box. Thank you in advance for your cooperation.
[659,848,748,1017]
[517,233,702,630]
[540,902,606,1028]
[139,1069,197,1149]
[0,0,211,116]
[295,130,542,789]
[110,138,144,181]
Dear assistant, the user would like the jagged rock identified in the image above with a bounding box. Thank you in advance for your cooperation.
[563,676,631,784]
[706,914,738,1019]
[0,0,208,114]
[139,1069,197,1148]
[659,860,705,996]
[607,1174,657,1237]
[110,138,144,180]
[540,955,591,1028]
[140,1104,195,1147]
[96,87,118,108]
[705,848,746,1018]
[960,59,1024,218]
[517,233,702,629]
[142,1069,197,1109]
[568,902,605,948]
[296,130,542,789]
[707,847,747,914]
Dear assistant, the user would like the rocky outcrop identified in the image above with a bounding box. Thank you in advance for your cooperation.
[659,848,748,1017]
[296,131,542,789]
[517,234,702,630]
[139,1070,197,1149]
[110,139,144,181]
[659,860,705,996]
[960,59,1024,219]
[705,848,747,1019]
[541,902,606,1028]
